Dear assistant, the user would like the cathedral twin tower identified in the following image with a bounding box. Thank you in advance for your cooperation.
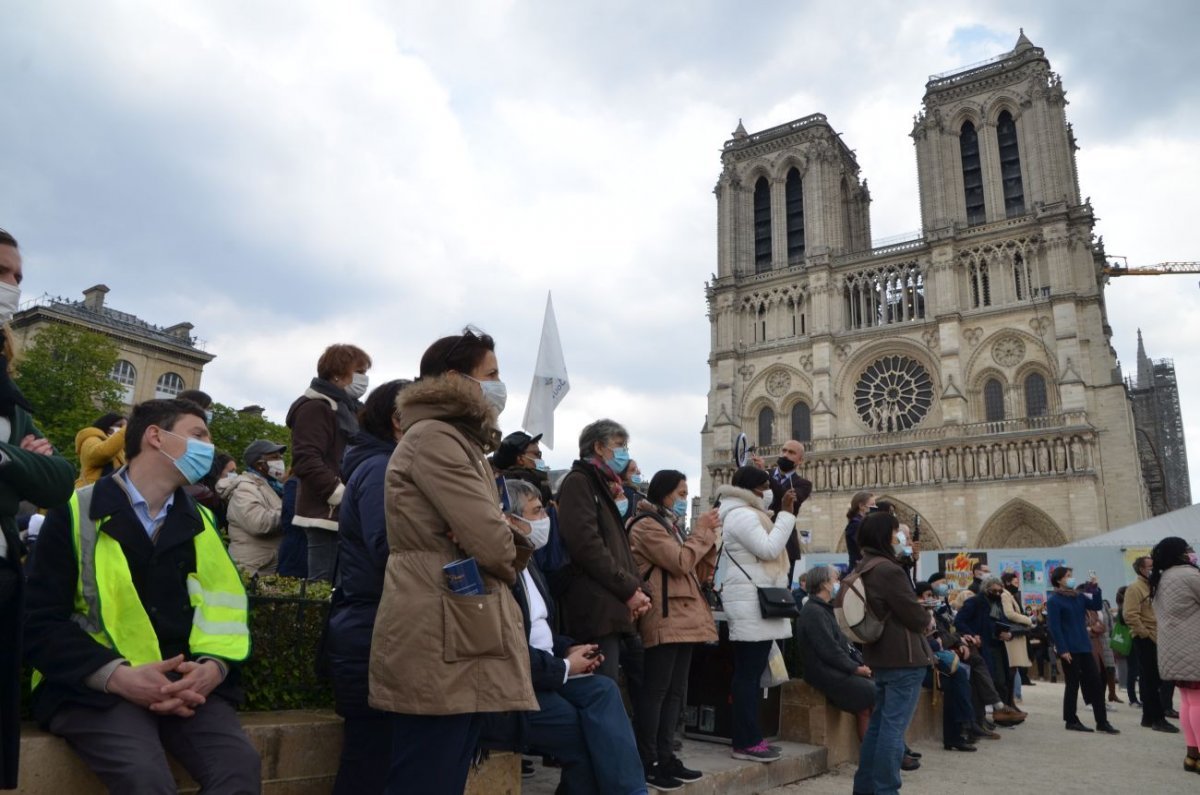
[701,32,1148,550]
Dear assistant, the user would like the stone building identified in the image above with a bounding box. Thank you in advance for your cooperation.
[1129,330,1192,516]
[11,284,215,407]
[700,32,1150,550]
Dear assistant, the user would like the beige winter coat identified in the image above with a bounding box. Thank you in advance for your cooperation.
[1153,565,1200,683]
[1123,576,1158,642]
[1000,589,1032,668]
[368,375,537,715]
[629,508,719,648]
[221,472,283,576]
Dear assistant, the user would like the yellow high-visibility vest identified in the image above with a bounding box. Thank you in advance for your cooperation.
[33,485,249,690]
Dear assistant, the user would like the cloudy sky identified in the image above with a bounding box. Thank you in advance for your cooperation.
[3,1,1198,508]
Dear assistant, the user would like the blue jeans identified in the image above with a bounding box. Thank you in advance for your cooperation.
[853,667,925,795]
[525,675,647,795]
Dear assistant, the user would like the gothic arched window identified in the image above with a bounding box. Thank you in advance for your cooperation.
[757,406,775,447]
[785,168,805,262]
[1024,372,1048,418]
[960,121,986,226]
[997,111,1025,218]
[984,378,1005,423]
[753,177,772,272]
[790,402,811,443]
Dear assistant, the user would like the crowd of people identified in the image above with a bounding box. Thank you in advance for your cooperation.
[0,226,1199,795]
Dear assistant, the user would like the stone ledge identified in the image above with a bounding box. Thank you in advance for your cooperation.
[17,711,518,794]
[779,679,939,766]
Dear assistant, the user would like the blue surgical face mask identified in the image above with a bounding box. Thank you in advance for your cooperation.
[533,458,550,472]
[159,429,215,485]
[614,497,629,516]
[672,499,688,518]
[631,473,644,485]
[1065,577,1078,589]
[605,446,631,476]
[933,583,949,596]
[831,582,841,598]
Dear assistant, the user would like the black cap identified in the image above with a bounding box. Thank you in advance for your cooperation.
[244,439,287,467]
[494,431,543,469]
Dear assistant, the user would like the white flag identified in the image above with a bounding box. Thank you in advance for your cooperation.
[522,293,570,449]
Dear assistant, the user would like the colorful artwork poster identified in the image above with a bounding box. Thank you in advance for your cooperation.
[1023,591,1045,614]
[1021,560,1045,587]
[1044,559,1066,581]
[938,551,987,592]
[996,559,1022,577]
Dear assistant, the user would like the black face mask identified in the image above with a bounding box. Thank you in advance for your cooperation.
[776,457,796,473]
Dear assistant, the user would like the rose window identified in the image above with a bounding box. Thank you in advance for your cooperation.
[854,355,934,432]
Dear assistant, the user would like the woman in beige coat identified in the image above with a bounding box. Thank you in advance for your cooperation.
[369,328,537,795]
[1150,536,1200,773]
[1000,572,1033,699]
[222,440,287,575]
[628,470,719,788]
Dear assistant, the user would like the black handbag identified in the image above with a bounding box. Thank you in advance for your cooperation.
[721,546,799,620]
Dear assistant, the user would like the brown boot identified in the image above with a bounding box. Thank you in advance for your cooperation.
[993,705,1027,724]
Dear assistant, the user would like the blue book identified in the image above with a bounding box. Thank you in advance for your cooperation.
[444,558,486,596]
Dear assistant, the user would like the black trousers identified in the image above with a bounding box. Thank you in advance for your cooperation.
[1132,637,1164,723]
[48,696,260,794]
[634,643,693,767]
[730,640,773,749]
[333,715,393,794]
[388,713,481,795]
[1061,652,1106,726]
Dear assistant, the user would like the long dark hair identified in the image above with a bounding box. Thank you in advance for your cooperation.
[857,511,898,558]
[1150,536,1191,597]
[647,470,686,508]
[847,490,873,521]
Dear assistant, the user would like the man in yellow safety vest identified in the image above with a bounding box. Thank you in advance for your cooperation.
[24,398,260,793]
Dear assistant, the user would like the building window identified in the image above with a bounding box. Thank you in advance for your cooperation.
[1024,372,1048,418]
[997,111,1025,218]
[960,121,986,226]
[790,402,811,443]
[984,378,1005,423]
[843,263,925,330]
[753,177,772,272]
[854,355,935,433]
[111,359,137,403]
[757,406,775,447]
[785,168,805,262]
[155,372,185,399]
[969,260,991,308]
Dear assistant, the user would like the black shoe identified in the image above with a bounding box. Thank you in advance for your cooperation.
[645,764,684,792]
[904,746,922,759]
[1065,720,1094,733]
[1151,720,1182,733]
[901,754,921,771]
[983,719,997,731]
[944,739,977,752]
[970,723,1000,740]
[1096,722,1120,735]
[662,757,703,783]
[1166,708,1181,719]
[521,758,535,778]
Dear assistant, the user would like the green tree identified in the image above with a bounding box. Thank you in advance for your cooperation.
[13,324,124,466]
[208,403,291,469]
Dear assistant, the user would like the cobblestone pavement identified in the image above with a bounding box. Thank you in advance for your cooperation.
[768,679,1192,794]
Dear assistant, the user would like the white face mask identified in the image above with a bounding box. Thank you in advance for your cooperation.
[760,492,773,511]
[266,460,286,481]
[473,377,507,414]
[0,282,20,324]
[525,516,551,550]
[346,372,369,399]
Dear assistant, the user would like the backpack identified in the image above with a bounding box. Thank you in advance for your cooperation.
[835,557,889,644]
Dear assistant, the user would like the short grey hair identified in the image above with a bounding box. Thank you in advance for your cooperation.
[806,564,837,596]
[578,418,628,460]
[981,576,1003,593]
[505,479,543,518]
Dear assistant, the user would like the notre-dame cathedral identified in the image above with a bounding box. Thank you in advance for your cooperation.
[700,32,1152,551]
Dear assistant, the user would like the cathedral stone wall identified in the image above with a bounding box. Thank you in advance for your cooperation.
[701,33,1149,549]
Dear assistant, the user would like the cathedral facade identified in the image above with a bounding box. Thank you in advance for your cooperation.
[700,33,1149,551]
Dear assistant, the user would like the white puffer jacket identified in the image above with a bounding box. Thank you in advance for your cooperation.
[715,485,796,642]
[1153,565,1200,683]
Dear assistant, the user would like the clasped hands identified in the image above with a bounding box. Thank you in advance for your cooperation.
[107,654,223,718]
[626,588,652,620]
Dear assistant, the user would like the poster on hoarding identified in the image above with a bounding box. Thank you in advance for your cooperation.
[1023,591,1045,615]
[1044,559,1066,581]
[996,559,1022,577]
[1022,560,1045,587]
[938,551,988,592]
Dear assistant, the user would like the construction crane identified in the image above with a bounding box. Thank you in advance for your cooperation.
[1102,256,1200,276]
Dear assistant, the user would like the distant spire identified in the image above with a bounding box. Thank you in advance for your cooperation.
[1136,328,1153,388]
[1014,28,1034,51]
[732,119,748,139]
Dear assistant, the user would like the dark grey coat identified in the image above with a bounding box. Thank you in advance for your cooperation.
[796,594,876,714]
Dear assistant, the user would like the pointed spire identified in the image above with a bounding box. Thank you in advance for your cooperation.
[1014,28,1033,51]
[732,118,748,140]
[1136,328,1153,388]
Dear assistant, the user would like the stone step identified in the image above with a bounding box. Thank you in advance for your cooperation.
[520,738,828,794]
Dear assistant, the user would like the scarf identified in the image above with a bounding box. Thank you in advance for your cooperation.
[586,456,624,501]
[308,377,360,438]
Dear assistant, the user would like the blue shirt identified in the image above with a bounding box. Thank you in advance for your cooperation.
[119,469,174,537]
